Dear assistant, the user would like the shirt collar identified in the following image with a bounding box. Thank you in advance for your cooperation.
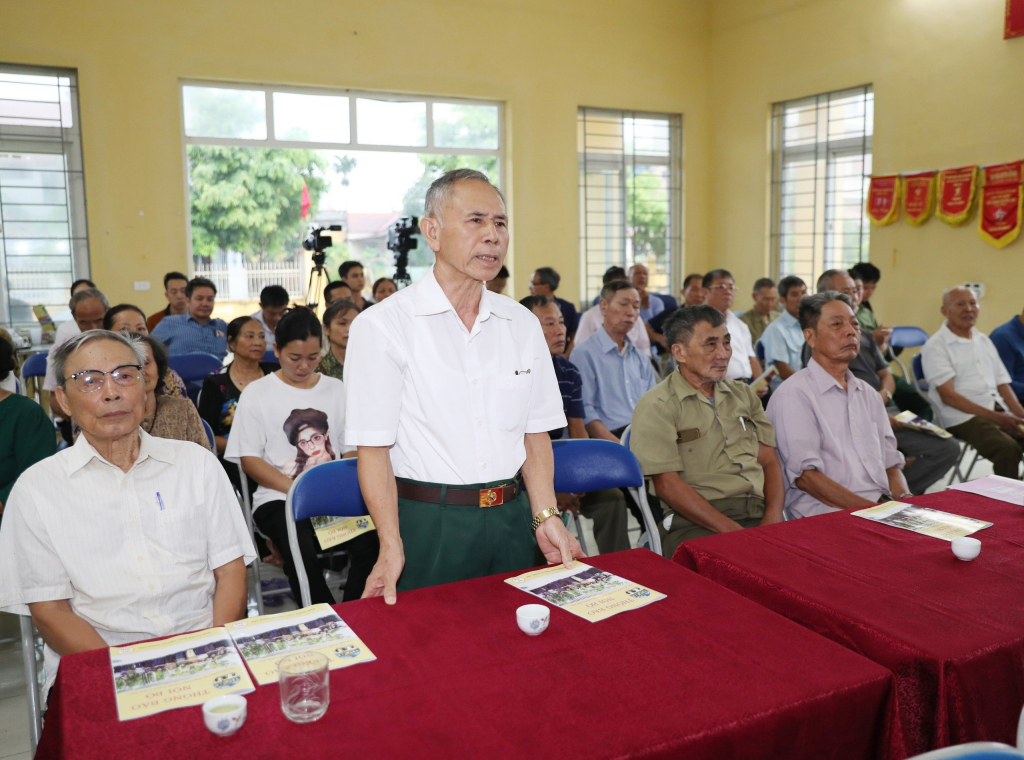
[939,320,978,343]
[595,326,634,354]
[412,267,513,321]
[65,429,173,476]
[807,357,859,394]
[780,310,801,327]
[668,370,734,401]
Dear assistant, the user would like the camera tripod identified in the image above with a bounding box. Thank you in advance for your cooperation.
[305,251,329,310]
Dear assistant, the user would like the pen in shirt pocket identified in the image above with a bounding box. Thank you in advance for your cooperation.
[156,492,166,512]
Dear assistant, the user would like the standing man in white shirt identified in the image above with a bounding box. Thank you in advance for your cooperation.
[704,269,767,396]
[0,329,254,699]
[345,169,584,603]
[921,286,1024,478]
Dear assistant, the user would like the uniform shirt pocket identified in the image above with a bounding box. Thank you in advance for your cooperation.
[494,374,534,431]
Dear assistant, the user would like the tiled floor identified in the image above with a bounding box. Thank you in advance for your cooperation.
[0,458,979,757]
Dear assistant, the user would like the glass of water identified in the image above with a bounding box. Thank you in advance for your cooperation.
[279,652,330,723]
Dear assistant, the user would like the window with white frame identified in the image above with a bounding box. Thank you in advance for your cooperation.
[181,83,503,300]
[577,108,681,305]
[770,85,873,287]
[0,65,88,327]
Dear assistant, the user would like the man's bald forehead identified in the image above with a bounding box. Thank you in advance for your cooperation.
[943,287,974,307]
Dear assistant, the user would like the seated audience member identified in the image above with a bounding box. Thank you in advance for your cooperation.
[989,307,1024,404]
[682,273,706,306]
[574,266,652,358]
[848,262,891,351]
[0,329,253,699]
[226,308,377,603]
[921,287,1024,479]
[136,335,211,450]
[767,292,908,518]
[629,264,664,323]
[631,306,784,556]
[318,299,360,381]
[323,280,353,306]
[104,304,187,398]
[252,284,290,347]
[0,330,14,393]
[152,276,228,359]
[739,277,779,344]
[0,339,57,527]
[704,269,765,392]
[147,271,188,332]
[530,266,580,338]
[44,287,109,420]
[486,265,509,295]
[372,277,398,302]
[338,261,373,310]
[760,275,807,385]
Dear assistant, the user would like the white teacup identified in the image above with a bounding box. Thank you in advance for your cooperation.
[203,694,247,737]
[516,604,550,636]
[951,536,981,562]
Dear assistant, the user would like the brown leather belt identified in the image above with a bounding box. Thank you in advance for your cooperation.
[396,474,523,507]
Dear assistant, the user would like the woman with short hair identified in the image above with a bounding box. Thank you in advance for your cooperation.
[317,298,359,381]
[135,334,211,450]
[104,304,188,398]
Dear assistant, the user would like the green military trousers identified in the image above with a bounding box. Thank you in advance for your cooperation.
[659,495,765,560]
[396,477,539,593]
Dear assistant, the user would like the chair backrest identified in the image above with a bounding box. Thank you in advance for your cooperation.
[912,353,930,390]
[262,348,277,364]
[905,745,1023,759]
[657,293,678,312]
[167,352,223,383]
[288,459,368,521]
[21,352,47,378]
[551,439,644,493]
[200,418,215,449]
[755,340,766,364]
[890,325,930,349]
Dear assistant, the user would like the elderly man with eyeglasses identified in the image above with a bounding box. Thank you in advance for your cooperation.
[0,329,254,701]
[704,269,768,397]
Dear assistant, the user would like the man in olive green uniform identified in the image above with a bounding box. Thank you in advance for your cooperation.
[630,305,785,558]
[738,277,779,344]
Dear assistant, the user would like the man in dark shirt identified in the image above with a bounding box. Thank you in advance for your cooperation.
[990,309,1024,404]
[529,267,579,339]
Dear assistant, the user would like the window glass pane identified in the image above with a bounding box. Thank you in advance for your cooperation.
[182,86,267,139]
[272,92,350,143]
[356,99,425,147]
[432,103,499,149]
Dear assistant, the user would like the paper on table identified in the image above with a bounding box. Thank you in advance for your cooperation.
[227,603,375,685]
[109,627,254,721]
[948,475,1024,506]
[505,563,665,622]
[852,501,993,541]
[311,514,376,550]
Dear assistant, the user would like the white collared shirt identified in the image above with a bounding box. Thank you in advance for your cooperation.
[725,310,756,380]
[344,268,566,484]
[0,430,256,696]
[42,318,81,391]
[250,309,276,346]
[575,304,652,357]
[921,321,1012,428]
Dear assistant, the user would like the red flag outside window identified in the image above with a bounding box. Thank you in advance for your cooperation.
[301,183,311,220]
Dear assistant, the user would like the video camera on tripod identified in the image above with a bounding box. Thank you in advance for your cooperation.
[387,216,418,288]
[302,224,342,308]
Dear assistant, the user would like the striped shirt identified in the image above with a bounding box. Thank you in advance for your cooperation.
[0,430,256,697]
[551,354,584,438]
[152,314,229,359]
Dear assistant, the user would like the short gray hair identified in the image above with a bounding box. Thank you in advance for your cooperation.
[423,169,505,221]
[798,291,854,330]
[815,269,849,294]
[663,305,726,348]
[51,329,146,389]
[69,287,109,315]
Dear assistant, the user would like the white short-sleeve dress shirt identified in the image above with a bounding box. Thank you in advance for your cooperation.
[725,310,757,381]
[921,322,1013,428]
[0,430,256,696]
[344,269,567,484]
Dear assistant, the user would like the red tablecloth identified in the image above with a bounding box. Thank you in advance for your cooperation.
[673,491,1024,756]
[37,549,904,760]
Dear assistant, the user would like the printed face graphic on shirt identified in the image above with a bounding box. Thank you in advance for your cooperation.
[283,408,336,479]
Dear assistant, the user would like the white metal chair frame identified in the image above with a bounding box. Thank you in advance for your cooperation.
[234,462,291,615]
[21,615,42,755]
[618,425,663,556]
[907,705,1024,757]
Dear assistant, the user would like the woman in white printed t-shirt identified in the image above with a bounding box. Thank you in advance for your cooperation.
[226,307,379,604]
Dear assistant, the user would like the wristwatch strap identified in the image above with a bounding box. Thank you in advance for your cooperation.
[531,506,561,532]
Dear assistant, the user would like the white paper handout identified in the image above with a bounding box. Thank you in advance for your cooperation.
[948,475,1024,506]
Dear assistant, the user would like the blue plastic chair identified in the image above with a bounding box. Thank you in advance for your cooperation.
[907,746,1022,759]
[286,459,368,607]
[552,438,662,556]
[889,326,930,382]
[755,340,766,364]
[200,418,215,450]
[913,354,980,484]
[21,352,47,379]
[657,293,678,312]
[262,348,277,364]
[168,352,222,404]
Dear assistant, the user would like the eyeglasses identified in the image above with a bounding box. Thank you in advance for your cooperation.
[66,365,143,393]
[297,433,326,451]
[709,284,736,293]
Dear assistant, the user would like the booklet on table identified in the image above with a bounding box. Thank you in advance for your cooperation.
[109,627,254,721]
[948,474,1024,506]
[894,410,953,439]
[227,604,376,685]
[311,514,376,550]
[852,501,992,541]
[505,563,665,622]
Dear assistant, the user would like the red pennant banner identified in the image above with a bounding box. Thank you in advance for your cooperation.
[902,171,935,226]
[936,166,977,225]
[979,161,1023,248]
[866,175,900,225]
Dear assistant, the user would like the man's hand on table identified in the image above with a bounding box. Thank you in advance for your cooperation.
[361,543,405,605]
[537,515,586,567]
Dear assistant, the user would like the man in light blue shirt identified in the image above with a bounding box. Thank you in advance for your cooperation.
[571,280,657,441]
[759,275,807,389]
[152,277,229,359]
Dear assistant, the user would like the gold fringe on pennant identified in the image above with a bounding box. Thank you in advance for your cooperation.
[866,175,900,226]
[936,166,977,226]
[902,171,935,226]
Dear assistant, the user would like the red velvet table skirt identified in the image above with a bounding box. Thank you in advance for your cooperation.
[673,491,1024,756]
[37,549,904,760]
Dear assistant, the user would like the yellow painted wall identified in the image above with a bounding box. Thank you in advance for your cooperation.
[0,0,711,313]
[708,0,1024,334]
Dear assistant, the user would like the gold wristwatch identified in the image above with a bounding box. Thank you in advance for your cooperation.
[531,506,561,532]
